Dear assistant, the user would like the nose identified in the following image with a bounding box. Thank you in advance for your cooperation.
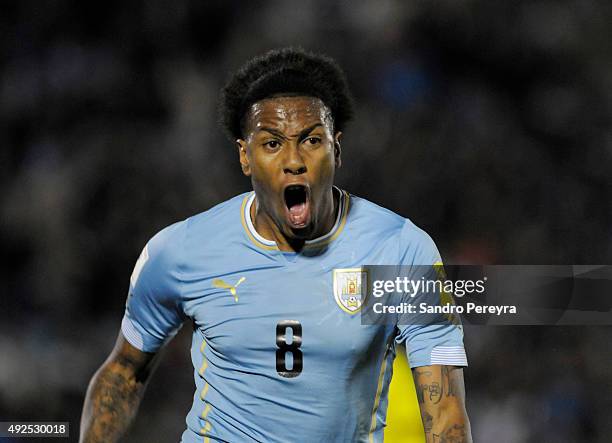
[283,143,307,175]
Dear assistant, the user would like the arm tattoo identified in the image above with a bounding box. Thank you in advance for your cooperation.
[81,363,145,442]
[422,411,433,434]
[415,366,458,405]
[434,424,467,443]
[441,366,458,398]
[414,369,431,404]
[413,366,471,443]
[80,338,156,443]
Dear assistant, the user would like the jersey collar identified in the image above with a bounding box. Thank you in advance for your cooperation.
[240,186,350,251]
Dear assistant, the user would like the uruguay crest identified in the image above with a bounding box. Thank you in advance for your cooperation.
[333,268,368,314]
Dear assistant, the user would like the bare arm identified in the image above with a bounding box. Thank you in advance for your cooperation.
[79,333,159,443]
[412,365,472,443]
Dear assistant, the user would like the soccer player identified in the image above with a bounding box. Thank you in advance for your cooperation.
[80,48,471,443]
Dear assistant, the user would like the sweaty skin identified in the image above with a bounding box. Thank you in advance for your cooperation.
[80,335,158,442]
[237,96,342,252]
[412,365,472,443]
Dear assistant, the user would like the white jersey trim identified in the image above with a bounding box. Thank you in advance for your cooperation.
[244,193,276,246]
[121,315,145,351]
[430,346,468,366]
[244,186,345,246]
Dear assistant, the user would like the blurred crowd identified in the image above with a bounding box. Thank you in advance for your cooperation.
[1,1,611,442]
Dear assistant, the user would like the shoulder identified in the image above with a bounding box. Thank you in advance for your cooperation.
[137,193,249,279]
[346,192,440,264]
[399,216,437,249]
[347,192,432,240]
[155,192,249,244]
[347,193,406,233]
[186,192,250,229]
[130,218,187,291]
[398,217,441,265]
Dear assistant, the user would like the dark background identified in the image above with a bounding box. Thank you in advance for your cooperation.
[1,1,611,442]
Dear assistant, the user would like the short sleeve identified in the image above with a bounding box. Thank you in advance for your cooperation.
[121,221,187,353]
[395,219,468,368]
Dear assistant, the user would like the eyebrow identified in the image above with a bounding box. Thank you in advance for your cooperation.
[257,123,323,140]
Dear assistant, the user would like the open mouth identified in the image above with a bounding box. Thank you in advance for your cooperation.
[284,184,311,229]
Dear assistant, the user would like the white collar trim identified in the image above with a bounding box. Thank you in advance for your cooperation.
[244,186,345,247]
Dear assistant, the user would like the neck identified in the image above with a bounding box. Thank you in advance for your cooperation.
[252,187,339,252]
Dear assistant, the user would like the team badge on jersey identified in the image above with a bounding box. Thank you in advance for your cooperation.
[332,268,368,314]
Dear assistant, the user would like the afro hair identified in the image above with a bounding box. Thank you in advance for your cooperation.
[219,47,354,140]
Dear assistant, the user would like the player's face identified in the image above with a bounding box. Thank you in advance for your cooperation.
[237,96,341,240]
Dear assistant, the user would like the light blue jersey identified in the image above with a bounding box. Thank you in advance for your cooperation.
[122,188,467,443]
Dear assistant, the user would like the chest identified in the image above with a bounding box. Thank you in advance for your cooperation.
[183,263,393,368]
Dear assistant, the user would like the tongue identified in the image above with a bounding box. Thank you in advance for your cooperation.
[288,202,308,225]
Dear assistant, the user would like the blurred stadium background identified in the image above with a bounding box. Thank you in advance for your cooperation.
[1,1,611,442]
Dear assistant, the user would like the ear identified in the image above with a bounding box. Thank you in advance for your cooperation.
[334,131,342,169]
[237,139,251,176]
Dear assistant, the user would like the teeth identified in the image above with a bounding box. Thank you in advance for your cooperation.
[289,201,306,215]
[284,186,309,227]
[289,201,308,226]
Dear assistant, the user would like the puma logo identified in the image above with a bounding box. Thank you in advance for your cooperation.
[212,277,246,302]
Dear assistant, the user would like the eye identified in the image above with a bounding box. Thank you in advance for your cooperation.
[305,137,321,145]
[264,140,280,149]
